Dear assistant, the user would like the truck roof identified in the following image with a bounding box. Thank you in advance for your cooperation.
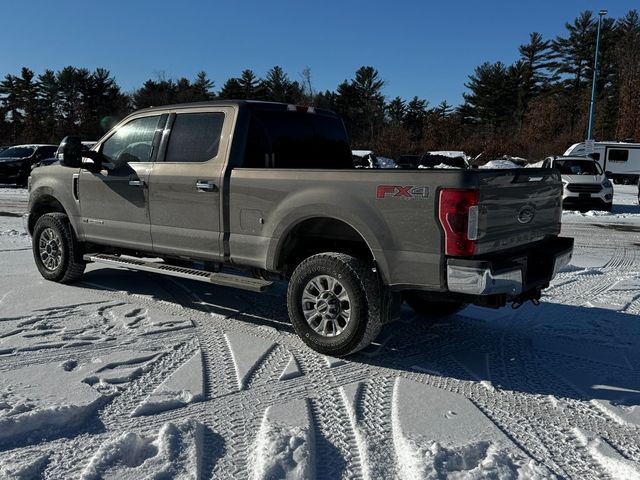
[135,100,339,117]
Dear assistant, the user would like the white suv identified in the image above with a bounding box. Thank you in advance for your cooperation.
[543,156,614,211]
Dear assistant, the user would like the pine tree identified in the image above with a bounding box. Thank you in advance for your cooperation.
[262,66,303,103]
[218,78,244,99]
[385,97,406,124]
[404,96,428,142]
[37,69,60,142]
[615,10,640,140]
[0,74,23,142]
[463,62,513,132]
[351,66,386,145]
[192,71,215,100]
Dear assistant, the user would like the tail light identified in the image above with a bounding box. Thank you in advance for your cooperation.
[438,189,480,256]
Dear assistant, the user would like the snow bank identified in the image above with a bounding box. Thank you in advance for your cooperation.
[428,150,468,159]
[0,351,162,443]
[391,378,553,479]
[251,399,314,480]
[0,363,108,443]
[574,428,640,479]
[394,439,550,479]
[81,419,204,480]
[132,350,204,416]
[0,453,49,480]
[480,159,521,169]
[418,163,461,169]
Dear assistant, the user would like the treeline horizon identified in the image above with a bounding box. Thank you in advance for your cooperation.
[1,9,639,161]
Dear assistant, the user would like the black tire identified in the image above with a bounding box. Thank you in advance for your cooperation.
[287,253,383,357]
[32,213,86,283]
[404,291,467,321]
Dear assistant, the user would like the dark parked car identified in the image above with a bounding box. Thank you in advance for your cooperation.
[34,141,97,169]
[396,154,422,168]
[397,152,469,169]
[0,144,58,186]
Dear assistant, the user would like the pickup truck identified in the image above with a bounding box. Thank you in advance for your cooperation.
[26,100,573,356]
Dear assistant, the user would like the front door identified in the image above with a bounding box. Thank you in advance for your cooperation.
[149,108,231,260]
[79,114,164,251]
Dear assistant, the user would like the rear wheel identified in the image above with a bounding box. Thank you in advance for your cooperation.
[404,291,467,321]
[287,253,384,356]
[32,213,85,283]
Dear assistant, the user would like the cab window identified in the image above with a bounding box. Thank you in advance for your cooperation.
[102,116,161,163]
[164,112,225,163]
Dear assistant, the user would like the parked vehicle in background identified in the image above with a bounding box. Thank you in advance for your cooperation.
[35,141,98,169]
[27,100,573,356]
[397,151,470,169]
[396,154,421,168]
[564,141,640,185]
[0,144,58,186]
[351,150,397,168]
[480,159,522,169]
[543,156,613,211]
[419,151,469,169]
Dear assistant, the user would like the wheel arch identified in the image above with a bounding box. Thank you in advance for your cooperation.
[28,193,68,235]
[271,216,383,279]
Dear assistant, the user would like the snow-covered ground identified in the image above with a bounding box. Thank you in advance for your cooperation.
[0,185,639,479]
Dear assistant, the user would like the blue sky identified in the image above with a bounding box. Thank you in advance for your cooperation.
[1,0,636,106]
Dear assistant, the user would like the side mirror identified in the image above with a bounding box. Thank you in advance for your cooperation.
[59,136,83,168]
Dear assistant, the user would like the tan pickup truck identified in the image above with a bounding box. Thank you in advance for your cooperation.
[26,100,573,356]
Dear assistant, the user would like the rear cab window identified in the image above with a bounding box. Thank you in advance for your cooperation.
[242,106,352,169]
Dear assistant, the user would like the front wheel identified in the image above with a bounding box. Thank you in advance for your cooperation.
[287,253,383,357]
[404,291,467,321]
[32,213,86,283]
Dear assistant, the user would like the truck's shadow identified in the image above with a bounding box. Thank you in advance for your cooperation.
[80,268,640,408]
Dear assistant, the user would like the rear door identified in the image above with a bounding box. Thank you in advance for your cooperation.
[79,114,165,250]
[148,107,233,260]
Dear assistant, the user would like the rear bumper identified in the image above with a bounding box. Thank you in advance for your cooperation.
[446,236,574,297]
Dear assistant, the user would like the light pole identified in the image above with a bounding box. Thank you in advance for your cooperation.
[587,9,607,141]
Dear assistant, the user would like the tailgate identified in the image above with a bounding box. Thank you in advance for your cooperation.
[474,168,562,254]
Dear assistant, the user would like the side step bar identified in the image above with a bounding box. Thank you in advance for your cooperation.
[83,253,273,293]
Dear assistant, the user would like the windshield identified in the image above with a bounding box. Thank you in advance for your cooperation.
[0,147,34,158]
[554,159,603,175]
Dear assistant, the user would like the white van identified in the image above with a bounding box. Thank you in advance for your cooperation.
[564,141,640,184]
[543,156,614,211]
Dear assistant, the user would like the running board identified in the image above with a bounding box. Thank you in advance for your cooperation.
[83,253,273,293]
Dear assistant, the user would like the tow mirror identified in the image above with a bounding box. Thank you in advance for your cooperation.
[59,136,83,168]
[59,136,103,172]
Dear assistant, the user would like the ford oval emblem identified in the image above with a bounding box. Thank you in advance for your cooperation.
[517,205,535,224]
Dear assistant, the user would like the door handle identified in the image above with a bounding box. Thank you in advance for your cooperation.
[129,179,145,187]
[196,180,217,192]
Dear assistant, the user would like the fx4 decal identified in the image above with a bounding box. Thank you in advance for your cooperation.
[376,185,430,199]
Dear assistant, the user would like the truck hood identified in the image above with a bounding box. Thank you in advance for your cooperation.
[561,174,604,184]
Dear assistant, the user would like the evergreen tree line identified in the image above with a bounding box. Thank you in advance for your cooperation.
[1,9,639,161]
